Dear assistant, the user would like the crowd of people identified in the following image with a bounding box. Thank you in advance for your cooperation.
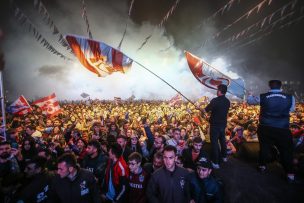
[0,87,304,202]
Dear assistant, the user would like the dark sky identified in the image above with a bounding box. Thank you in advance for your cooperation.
[131,0,304,87]
[0,0,304,100]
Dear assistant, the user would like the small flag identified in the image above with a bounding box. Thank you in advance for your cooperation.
[80,92,90,98]
[169,94,182,106]
[32,93,61,116]
[114,97,122,105]
[7,95,32,115]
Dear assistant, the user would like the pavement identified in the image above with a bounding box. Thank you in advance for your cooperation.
[212,157,304,203]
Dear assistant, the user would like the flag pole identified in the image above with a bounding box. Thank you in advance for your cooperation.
[0,29,6,141]
[0,54,6,141]
[133,60,207,118]
[133,61,192,104]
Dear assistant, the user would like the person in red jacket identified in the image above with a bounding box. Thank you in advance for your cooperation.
[102,143,129,203]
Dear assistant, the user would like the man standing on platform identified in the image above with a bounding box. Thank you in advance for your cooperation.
[201,84,230,169]
[256,80,296,183]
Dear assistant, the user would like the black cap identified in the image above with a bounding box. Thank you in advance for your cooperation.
[196,157,211,169]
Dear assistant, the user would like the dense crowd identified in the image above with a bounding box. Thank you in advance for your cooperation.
[0,99,303,203]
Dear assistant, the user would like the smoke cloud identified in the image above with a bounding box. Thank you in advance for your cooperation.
[2,0,222,101]
[2,0,302,101]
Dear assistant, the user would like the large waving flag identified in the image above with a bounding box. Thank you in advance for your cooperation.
[66,35,133,77]
[7,95,32,115]
[185,51,230,89]
[32,93,61,116]
[185,51,245,98]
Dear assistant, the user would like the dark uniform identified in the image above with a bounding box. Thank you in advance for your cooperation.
[15,171,54,203]
[205,94,230,165]
[49,168,101,203]
[146,166,190,203]
[258,89,294,174]
[81,152,108,184]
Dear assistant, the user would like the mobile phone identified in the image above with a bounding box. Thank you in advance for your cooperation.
[11,142,19,149]
[142,117,147,124]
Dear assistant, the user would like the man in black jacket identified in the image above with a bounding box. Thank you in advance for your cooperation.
[81,140,108,185]
[15,156,54,203]
[182,137,208,170]
[49,153,101,203]
[146,145,191,203]
[202,84,230,169]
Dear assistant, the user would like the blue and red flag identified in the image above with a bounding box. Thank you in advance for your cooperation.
[66,35,133,77]
[7,95,32,115]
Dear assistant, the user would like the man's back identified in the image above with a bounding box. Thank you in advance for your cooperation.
[205,95,230,127]
[259,91,292,129]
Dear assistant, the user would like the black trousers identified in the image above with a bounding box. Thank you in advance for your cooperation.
[257,125,294,174]
[210,126,227,164]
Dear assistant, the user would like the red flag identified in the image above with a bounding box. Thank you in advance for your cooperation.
[32,93,61,116]
[185,51,230,90]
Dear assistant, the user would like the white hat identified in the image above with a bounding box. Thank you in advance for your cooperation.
[32,130,42,138]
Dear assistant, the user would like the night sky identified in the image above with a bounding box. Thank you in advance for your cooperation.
[0,0,304,101]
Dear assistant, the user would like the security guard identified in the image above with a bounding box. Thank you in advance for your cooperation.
[257,80,295,182]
